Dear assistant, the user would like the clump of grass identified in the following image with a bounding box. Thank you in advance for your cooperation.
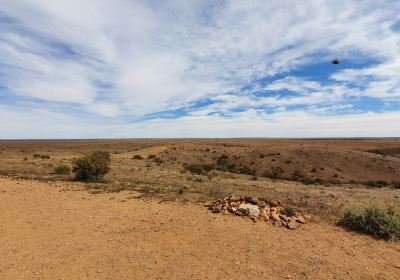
[54,164,72,175]
[72,151,111,182]
[339,205,400,241]
[283,207,296,217]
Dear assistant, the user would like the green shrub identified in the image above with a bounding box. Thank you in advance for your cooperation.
[54,164,72,175]
[238,166,256,176]
[153,157,163,165]
[283,207,296,217]
[132,155,143,160]
[72,151,111,181]
[263,166,284,179]
[364,180,389,188]
[33,153,50,159]
[184,163,214,175]
[339,205,400,241]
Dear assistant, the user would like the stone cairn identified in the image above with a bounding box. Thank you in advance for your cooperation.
[205,195,310,230]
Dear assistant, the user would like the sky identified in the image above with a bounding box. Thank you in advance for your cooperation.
[0,0,400,139]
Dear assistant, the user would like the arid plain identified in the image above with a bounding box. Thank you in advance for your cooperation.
[1,139,400,279]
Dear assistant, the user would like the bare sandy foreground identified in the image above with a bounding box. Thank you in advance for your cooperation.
[1,177,399,280]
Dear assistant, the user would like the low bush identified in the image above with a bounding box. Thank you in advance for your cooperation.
[153,157,163,165]
[263,166,284,179]
[339,205,400,241]
[33,153,50,159]
[184,163,214,175]
[132,155,143,160]
[54,164,72,175]
[364,180,389,188]
[72,151,111,181]
[283,207,296,217]
[237,166,256,176]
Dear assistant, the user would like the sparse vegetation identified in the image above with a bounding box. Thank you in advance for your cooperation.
[152,157,163,165]
[33,153,50,159]
[72,151,111,181]
[54,164,72,175]
[1,140,400,223]
[364,180,389,188]
[283,207,296,217]
[263,166,284,179]
[339,205,400,241]
[184,163,213,175]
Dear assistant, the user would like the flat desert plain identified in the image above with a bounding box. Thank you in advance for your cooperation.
[0,139,400,279]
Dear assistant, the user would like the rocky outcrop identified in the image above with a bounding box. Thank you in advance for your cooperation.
[206,195,310,230]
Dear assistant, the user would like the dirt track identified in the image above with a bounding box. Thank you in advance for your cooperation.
[1,177,399,280]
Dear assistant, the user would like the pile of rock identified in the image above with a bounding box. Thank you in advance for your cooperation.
[205,195,310,230]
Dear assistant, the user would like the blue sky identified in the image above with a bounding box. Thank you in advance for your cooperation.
[0,0,400,138]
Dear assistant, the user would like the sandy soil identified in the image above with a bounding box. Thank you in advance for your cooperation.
[1,177,399,280]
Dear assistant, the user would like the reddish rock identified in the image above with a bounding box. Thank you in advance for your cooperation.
[271,212,280,222]
[287,219,299,230]
[245,196,259,205]
[295,216,306,224]
[270,201,281,207]
[260,210,269,221]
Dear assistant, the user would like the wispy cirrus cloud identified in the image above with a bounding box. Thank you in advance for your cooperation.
[0,0,399,138]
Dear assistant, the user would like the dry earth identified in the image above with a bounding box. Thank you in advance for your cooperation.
[1,177,400,280]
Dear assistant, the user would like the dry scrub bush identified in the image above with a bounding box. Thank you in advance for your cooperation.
[339,205,400,241]
[54,164,71,175]
[184,163,214,175]
[73,151,111,181]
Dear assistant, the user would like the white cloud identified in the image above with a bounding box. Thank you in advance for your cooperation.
[0,104,399,139]
[0,0,399,137]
